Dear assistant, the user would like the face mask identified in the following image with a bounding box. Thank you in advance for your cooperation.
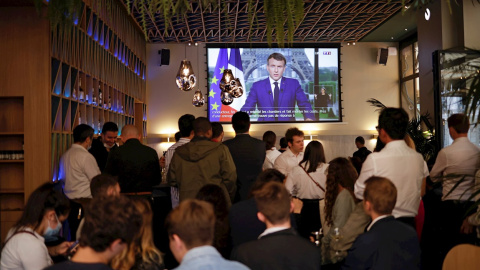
[104,142,117,149]
[44,213,62,241]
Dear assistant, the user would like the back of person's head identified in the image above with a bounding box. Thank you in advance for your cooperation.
[90,174,119,198]
[355,136,365,145]
[300,140,326,173]
[112,197,162,269]
[211,122,224,139]
[285,127,304,144]
[324,157,358,225]
[73,124,94,143]
[253,182,290,225]
[121,125,140,140]
[102,122,119,135]
[174,131,182,142]
[196,184,229,218]
[373,138,385,152]
[232,111,250,133]
[193,117,212,137]
[364,177,397,215]
[15,182,70,231]
[178,114,195,137]
[279,137,288,148]
[166,199,215,249]
[80,196,142,252]
[267,52,287,65]
[249,169,286,195]
[447,113,470,134]
[378,108,409,140]
[263,131,276,150]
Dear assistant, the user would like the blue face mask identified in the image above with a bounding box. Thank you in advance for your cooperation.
[44,213,62,242]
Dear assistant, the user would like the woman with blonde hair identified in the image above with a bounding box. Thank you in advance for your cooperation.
[111,197,163,270]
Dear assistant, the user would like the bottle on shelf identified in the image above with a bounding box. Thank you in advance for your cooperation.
[78,110,82,124]
[108,96,111,109]
[92,85,97,105]
[79,80,85,101]
[98,83,103,105]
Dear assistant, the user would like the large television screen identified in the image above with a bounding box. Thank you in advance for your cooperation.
[206,45,341,123]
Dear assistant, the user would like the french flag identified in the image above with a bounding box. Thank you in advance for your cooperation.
[219,48,246,122]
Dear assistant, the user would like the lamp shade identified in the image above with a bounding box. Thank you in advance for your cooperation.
[192,90,205,107]
[221,91,234,105]
[219,69,234,92]
[176,60,196,91]
[229,78,244,98]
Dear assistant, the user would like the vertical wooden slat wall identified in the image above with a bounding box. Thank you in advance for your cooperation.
[0,1,147,242]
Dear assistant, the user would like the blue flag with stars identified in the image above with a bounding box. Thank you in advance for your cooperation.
[208,48,228,122]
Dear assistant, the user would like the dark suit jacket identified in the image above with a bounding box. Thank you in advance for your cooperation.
[342,216,421,270]
[104,138,161,193]
[241,77,314,121]
[229,198,299,247]
[231,228,321,270]
[89,136,117,171]
[224,134,266,202]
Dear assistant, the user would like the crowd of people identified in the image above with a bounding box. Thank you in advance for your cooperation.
[1,107,479,270]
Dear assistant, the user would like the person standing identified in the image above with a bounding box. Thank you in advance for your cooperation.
[285,141,328,238]
[224,112,266,202]
[262,131,282,170]
[430,113,480,262]
[354,108,428,228]
[274,127,305,177]
[104,125,161,195]
[60,124,101,240]
[165,114,195,208]
[342,177,421,270]
[351,136,371,174]
[231,182,321,270]
[88,122,118,171]
[167,117,237,204]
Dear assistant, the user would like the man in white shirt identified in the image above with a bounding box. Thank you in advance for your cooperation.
[60,124,101,239]
[430,113,480,262]
[274,127,305,177]
[165,114,195,208]
[354,108,428,228]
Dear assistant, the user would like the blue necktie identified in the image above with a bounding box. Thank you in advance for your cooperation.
[273,81,280,110]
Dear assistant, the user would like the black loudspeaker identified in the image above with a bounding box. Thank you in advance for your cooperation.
[159,49,170,66]
[377,48,388,65]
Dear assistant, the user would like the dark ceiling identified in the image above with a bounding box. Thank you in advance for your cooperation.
[122,0,412,44]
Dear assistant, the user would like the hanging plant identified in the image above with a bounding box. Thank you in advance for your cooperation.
[34,0,82,33]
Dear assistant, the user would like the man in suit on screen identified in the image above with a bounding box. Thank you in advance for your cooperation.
[241,53,314,121]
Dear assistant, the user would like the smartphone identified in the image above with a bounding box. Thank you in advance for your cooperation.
[68,240,80,253]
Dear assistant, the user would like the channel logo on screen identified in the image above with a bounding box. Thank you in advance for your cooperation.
[322,51,331,55]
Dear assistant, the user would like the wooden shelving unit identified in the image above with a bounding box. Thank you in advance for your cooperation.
[0,1,146,242]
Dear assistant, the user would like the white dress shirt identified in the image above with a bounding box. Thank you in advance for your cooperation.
[263,147,282,170]
[60,144,100,199]
[430,137,480,201]
[269,77,282,100]
[354,140,429,218]
[258,226,290,239]
[285,162,328,199]
[274,147,304,177]
[366,215,390,231]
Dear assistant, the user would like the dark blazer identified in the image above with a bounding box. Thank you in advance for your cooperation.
[231,228,321,270]
[104,138,161,193]
[224,134,266,202]
[342,216,421,270]
[89,136,117,171]
[241,77,315,121]
[229,198,299,248]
